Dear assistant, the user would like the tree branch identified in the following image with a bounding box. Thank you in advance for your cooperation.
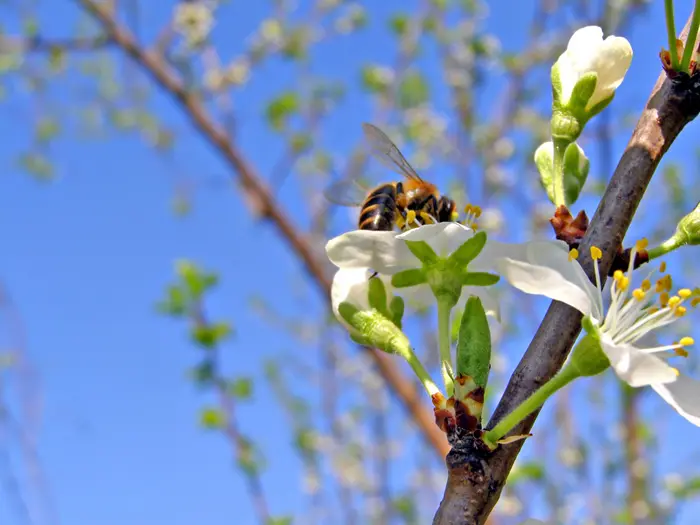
[73,0,450,457]
[434,16,700,524]
[0,35,111,53]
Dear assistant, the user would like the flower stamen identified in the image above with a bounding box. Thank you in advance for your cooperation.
[568,248,579,262]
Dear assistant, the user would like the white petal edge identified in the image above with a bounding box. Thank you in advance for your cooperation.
[601,338,678,387]
[652,375,700,427]
[326,230,418,274]
[397,222,475,258]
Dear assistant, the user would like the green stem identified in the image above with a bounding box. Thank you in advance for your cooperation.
[680,0,700,72]
[665,0,680,69]
[551,138,569,208]
[647,236,683,260]
[483,363,581,446]
[437,300,455,398]
[403,351,441,397]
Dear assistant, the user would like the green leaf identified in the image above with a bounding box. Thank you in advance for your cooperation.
[192,322,232,349]
[461,272,500,287]
[398,71,429,109]
[389,14,409,36]
[156,285,188,316]
[404,240,438,264]
[199,407,226,429]
[36,118,60,142]
[228,377,253,399]
[265,92,300,130]
[508,461,545,484]
[267,517,293,525]
[189,360,215,386]
[281,28,307,60]
[294,429,316,454]
[360,64,392,93]
[391,268,427,288]
[569,72,597,110]
[456,296,491,387]
[290,132,312,153]
[448,231,487,267]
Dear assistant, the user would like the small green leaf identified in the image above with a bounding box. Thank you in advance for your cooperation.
[569,72,597,110]
[294,429,316,454]
[404,240,438,264]
[281,28,307,60]
[448,231,487,266]
[199,407,226,429]
[456,296,491,387]
[192,322,232,349]
[265,92,300,130]
[189,360,215,386]
[267,517,293,525]
[156,285,188,316]
[391,268,427,288]
[228,377,253,399]
[461,272,500,287]
[389,14,409,36]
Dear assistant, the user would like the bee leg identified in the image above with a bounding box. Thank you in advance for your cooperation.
[368,271,379,280]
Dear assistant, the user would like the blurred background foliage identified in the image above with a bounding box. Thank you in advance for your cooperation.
[1,0,700,524]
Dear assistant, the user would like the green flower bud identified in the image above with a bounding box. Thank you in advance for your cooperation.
[536,141,589,206]
[456,296,492,387]
[674,201,700,246]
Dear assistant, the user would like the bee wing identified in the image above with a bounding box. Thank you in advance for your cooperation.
[362,122,424,183]
[323,178,368,207]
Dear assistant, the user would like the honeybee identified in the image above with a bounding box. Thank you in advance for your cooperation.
[324,123,458,231]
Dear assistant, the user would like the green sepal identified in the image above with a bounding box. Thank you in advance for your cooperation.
[404,240,438,264]
[461,272,500,287]
[675,201,700,245]
[338,302,361,328]
[337,302,410,356]
[584,92,614,119]
[368,277,389,316]
[570,316,611,377]
[562,142,589,205]
[392,268,427,288]
[456,296,492,388]
[389,296,405,328]
[550,110,582,143]
[550,62,563,105]
[447,231,487,267]
[568,72,597,112]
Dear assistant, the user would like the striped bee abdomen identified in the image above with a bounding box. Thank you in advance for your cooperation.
[358,183,397,231]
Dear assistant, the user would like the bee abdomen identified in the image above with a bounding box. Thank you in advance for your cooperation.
[359,184,396,231]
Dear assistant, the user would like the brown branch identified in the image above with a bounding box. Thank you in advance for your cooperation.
[0,35,111,53]
[433,16,700,525]
[73,0,449,457]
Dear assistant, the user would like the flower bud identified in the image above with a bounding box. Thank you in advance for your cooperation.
[673,201,700,246]
[536,141,589,205]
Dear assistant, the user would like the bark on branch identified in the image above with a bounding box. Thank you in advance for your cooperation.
[73,0,450,456]
[434,17,700,524]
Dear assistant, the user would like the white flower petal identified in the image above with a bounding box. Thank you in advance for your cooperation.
[493,240,598,317]
[652,375,700,427]
[331,267,373,318]
[326,230,417,273]
[397,222,475,257]
[462,286,501,322]
[601,337,678,387]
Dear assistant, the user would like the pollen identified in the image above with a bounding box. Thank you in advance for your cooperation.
[635,238,649,251]
[691,297,700,308]
[451,211,460,222]
[419,211,433,224]
[659,261,667,273]
[675,306,687,317]
[660,292,670,307]
[656,275,673,293]
[672,367,680,377]
[680,336,695,346]
[590,246,602,260]
[568,248,579,261]
[406,210,417,225]
[472,206,482,218]
[641,279,651,292]
[679,288,692,299]
[633,289,646,301]
[618,276,630,291]
[396,215,405,228]
[668,296,681,308]
[613,270,624,281]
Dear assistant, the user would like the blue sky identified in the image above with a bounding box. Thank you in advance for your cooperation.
[1,1,700,524]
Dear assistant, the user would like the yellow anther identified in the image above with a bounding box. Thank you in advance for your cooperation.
[641,279,651,292]
[675,347,689,358]
[691,297,700,308]
[396,215,405,228]
[659,261,667,273]
[668,296,681,308]
[633,289,646,301]
[665,275,673,291]
[464,204,473,214]
[568,248,579,261]
[647,306,659,314]
[419,211,433,224]
[679,288,692,299]
[590,246,602,260]
[660,292,670,307]
[672,367,680,377]
[450,211,460,222]
[617,276,630,291]
[469,221,479,231]
[675,306,687,317]
[613,270,624,281]
[472,206,482,218]
[406,210,416,224]
[680,336,695,346]
[635,238,649,251]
